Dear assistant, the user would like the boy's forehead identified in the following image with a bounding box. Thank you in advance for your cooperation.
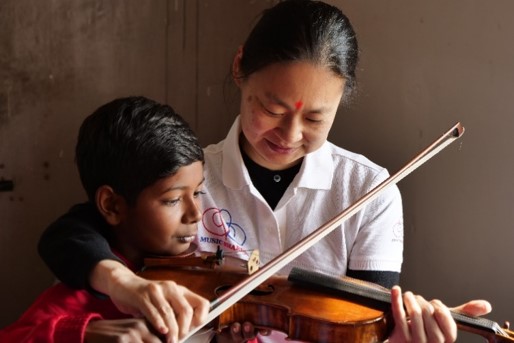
[145,161,205,195]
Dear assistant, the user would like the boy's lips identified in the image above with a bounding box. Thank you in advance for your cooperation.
[177,234,196,243]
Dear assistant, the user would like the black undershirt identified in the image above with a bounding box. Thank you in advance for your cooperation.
[241,150,301,210]
[240,150,400,289]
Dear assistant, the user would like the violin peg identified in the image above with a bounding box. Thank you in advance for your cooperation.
[504,321,510,329]
[246,249,260,274]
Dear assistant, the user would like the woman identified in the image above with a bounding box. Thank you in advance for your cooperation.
[38,1,490,342]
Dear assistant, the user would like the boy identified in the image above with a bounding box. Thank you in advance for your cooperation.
[0,96,211,342]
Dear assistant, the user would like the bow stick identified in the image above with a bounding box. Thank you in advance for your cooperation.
[182,122,465,342]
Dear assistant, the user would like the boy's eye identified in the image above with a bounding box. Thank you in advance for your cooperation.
[164,198,180,206]
[163,190,205,205]
[194,190,206,198]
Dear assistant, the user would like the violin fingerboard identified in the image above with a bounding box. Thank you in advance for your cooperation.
[288,267,510,338]
[287,267,391,304]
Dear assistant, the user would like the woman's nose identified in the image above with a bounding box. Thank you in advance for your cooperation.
[279,115,303,143]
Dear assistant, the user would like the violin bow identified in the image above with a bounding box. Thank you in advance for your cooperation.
[181,122,465,342]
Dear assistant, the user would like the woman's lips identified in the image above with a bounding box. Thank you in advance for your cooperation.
[267,140,297,154]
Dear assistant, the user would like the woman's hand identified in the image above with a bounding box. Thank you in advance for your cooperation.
[388,286,492,343]
[89,260,210,343]
[215,322,270,343]
[215,322,255,343]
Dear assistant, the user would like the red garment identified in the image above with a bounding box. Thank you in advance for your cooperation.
[0,252,259,343]
[0,282,128,342]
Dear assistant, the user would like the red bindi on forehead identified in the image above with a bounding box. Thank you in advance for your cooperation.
[294,100,303,111]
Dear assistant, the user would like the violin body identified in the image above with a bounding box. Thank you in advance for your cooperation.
[139,253,393,342]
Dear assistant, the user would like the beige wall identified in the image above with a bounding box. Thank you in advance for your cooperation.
[331,1,514,341]
[1,1,513,341]
[0,0,169,329]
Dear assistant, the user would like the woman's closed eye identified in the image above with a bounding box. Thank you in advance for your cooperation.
[262,104,286,116]
[257,97,286,116]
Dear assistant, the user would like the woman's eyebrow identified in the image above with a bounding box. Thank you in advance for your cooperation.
[264,92,291,109]
[264,92,304,112]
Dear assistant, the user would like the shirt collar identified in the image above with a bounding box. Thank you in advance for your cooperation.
[295,141,334,190]
[221,116,334,190]
[222,116,251,189]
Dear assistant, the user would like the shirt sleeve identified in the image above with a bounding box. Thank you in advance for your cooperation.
[348,172,404,273]
[37,202,123,290]
[0,284,103,343]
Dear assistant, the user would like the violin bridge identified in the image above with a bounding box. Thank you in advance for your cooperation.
[246,250,260,274]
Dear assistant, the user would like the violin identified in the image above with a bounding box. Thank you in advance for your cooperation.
[142,123,513,342]
[139,250,514,343]
[140,250,393,342]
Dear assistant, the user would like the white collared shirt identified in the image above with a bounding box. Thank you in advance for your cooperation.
[196,116,403,277]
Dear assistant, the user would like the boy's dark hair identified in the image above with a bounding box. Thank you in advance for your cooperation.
[76,96,204,205]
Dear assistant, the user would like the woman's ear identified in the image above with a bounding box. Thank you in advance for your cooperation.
[95,185,126,226]
[232,45,244,87]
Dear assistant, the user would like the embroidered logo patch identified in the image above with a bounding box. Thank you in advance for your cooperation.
[200,207,247,251]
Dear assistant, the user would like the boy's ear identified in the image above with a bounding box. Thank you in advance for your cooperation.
[232,45,244,87]
[95,185,126,226]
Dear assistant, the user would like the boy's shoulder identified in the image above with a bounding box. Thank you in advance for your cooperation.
[49,202,110,233]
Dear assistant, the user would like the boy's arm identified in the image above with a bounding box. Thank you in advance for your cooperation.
[0,284,103,342]
[0,311,101,343]
[38,202,122,290]
[0,283,164,343]
[89,260,210,341]
[38,203,210,340]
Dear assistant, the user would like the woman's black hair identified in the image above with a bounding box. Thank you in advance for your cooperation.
[239,0,359,100]
[75,96,204,205]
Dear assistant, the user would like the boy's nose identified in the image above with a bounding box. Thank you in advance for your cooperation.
[185,200,202,224]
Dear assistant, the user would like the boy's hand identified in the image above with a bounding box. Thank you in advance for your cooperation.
[90,260,210,343]
[388,286,492,343]
[85,318,162,343]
